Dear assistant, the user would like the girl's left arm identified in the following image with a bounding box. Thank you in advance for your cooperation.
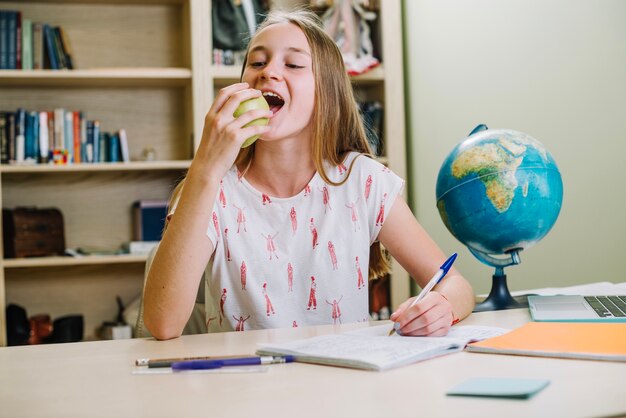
[378,196,475,336]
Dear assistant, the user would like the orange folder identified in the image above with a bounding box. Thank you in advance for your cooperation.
[467,322,626,361]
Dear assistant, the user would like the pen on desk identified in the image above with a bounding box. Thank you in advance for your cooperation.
[388,253,458,336]
[135,354,251,368]
[171,355,295,371]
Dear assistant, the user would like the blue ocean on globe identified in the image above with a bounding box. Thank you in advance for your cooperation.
[436,126,563,258]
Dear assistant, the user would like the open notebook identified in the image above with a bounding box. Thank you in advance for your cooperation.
[256,324,509,371]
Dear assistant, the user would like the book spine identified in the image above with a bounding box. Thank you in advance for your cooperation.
[64,110,73,162]
[58,26,74,70]
[118,128,130,162]
[6,112,15,161]
[46,110,54,160]
[32,23,43,70]
[7,11,17,70]
[73,111,81,163]
[52,27,67,69]
[85,120,94,163]
[15,11,21,70]
[24,110,37,161]
[0,112,7,163]
[43,24,58,70]
[21,19,32,70]
[80,113,87,163]
[53,108,64,152]
[109,133,120,163]
[92,120,100,163]
[0,11,7,69]
[38,111,49,163]
[15,108,26,162]
[99,131,106,162]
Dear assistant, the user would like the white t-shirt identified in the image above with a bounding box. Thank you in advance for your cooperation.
[204,152,404,332]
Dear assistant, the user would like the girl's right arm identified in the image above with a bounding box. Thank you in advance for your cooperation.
[143,83,273,340]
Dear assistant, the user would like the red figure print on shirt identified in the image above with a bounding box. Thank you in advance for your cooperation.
[262,282,275,316]
[309,218,319,249]
[364,175,373,201]
[304,184,311,197]
[234,204,247,233]
[212,212,220,240]
[290,207,297,235]
[338,163,347,175]
[345,199,360,231]
[376,193,388,226]
[307,276,317,310]
[326,296,343,324]
[287,262,294,292]
[219,288,227,326]
[262,193,272,205]
[232,315,250,331]
[355,256,365,289]
[292,320,298,328]
[261,232,279,260]
[224,228,231,261]
[219,180,227,208]
[319,186,332,213]
[240,261,247,290]
[328,241,338,270]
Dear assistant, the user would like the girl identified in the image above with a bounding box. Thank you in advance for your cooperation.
[144,9,475,340]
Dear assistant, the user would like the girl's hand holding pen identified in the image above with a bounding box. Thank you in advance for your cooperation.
[389,291,455,337]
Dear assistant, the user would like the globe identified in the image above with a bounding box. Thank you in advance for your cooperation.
[436,125,563,311]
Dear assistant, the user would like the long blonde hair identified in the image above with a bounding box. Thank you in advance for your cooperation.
[180,8,389,279]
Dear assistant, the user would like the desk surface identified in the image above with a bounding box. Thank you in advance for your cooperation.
[1,309,625,418]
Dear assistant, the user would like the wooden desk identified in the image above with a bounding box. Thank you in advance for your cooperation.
[1,309,624,418]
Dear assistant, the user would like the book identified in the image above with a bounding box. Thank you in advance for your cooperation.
[256,324,509,371]
[14,108,25,162]
[32,23,43,70]
[21,19,32,70]
[38,111,49,163]
[0,112,8,163]
[118,129,130,162]
[43,24,59,70]
[0,11,8,69]
[58,26,74,69]
[467,322,626,362]
[7,11,18,69]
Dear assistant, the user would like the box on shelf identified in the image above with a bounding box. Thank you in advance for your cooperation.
[2,207,66,258]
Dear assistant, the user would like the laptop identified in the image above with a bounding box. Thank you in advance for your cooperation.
[528,295,626,322]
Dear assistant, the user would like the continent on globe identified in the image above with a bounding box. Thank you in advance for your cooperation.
[451,140,524,212]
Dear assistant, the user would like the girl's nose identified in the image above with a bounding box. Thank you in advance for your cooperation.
[260,62,282,81]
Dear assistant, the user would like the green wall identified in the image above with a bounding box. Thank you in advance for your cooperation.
[403,0,626,294]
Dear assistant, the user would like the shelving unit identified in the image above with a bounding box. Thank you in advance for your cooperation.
[0,0,407,346]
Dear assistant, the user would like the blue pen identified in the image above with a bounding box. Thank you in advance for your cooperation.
[171,355,295,371]
[389,253,458,336]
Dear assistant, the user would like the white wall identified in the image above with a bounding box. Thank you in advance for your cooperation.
[403,0,626,294]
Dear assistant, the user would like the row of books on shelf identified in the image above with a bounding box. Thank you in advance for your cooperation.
[0,10,74,70]
[0,109,129,165]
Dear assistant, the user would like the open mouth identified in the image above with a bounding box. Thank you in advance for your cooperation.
[262,91,285,113]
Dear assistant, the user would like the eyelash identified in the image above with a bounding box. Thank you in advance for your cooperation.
[249,62,305,69]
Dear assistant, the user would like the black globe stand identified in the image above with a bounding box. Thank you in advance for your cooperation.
[473,267,530,312]
[468,248,531,312]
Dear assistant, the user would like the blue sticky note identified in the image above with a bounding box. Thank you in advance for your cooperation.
[446,377,550,399]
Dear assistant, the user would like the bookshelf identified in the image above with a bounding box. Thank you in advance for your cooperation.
[0,0,407,346]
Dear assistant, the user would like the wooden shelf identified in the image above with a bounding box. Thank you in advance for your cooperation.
[211,64,385,84]
[3,254,147,269]
[0,68,192,87]
[0,160,191,174]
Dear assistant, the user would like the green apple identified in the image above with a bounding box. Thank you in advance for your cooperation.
[233,96,270,148]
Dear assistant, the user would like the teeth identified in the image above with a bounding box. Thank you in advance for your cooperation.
[262,91,283,101]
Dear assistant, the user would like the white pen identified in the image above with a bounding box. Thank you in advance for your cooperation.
[389,253,458,336]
